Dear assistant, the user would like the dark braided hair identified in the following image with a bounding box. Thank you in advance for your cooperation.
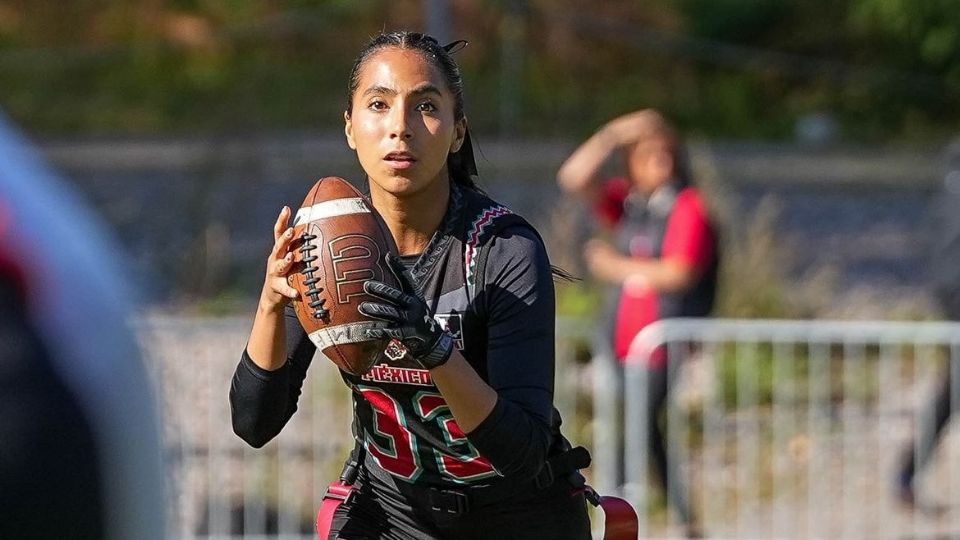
[346,31,480,192]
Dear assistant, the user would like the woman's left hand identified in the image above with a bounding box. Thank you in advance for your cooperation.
[584,239,631,284]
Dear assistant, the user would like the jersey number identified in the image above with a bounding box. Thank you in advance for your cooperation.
[359,387,498,483]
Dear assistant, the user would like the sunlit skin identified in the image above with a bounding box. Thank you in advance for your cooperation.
[246,45,495,435]
[344,47,466,256]
[625,136,675,195]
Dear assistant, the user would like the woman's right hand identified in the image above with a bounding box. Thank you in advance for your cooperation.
[558,108,668,196]
[601,109,666,148]
[259,206,300,312]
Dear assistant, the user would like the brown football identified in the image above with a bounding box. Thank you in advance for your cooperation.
[287,177,399,376]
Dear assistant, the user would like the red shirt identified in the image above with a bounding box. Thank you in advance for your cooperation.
[596,180,716,367]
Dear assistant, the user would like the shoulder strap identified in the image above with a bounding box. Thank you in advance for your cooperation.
[341,440,364,484]
[316,481,353,540]
[316,441,365,539]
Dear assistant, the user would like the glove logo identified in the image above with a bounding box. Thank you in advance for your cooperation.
[433,313,464,350]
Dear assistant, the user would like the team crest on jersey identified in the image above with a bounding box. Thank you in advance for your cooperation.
[383,339,407,361]
[380,314,465,365]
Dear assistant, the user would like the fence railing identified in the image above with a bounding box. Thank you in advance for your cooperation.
[138,315,591,539]
[595,318,960,539]
[141,315,960,539]
[139,316,353,540]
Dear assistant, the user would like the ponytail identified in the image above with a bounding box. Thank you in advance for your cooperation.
[449,128,480,192]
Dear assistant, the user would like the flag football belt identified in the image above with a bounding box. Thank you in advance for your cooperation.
[316,446,638,540]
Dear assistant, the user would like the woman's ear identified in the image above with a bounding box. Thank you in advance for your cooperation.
[344,111,357,150]
[450,117,467,153]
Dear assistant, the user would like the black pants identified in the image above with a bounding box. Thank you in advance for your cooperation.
[898,363,956,487]
[642,364,695,525]
[329,465,592,540]
[612,360,694,525]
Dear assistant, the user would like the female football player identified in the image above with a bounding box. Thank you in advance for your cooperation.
[230,31,594,539]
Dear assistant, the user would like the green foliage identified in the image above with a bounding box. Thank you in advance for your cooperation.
[677,0,790,42]
[555,282,603,318]
[709,341,927,411]
[715,342,781,409]
[714,197,796,319]
[0,1,957,141]
[850,0,960,68]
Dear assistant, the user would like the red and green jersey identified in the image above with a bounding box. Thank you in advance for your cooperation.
[232,184,566,492]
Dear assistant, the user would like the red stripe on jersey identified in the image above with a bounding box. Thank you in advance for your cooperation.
[464,205,512,286]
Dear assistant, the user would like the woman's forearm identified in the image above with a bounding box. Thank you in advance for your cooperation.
[599,256,701,293]
[428,350,498,433]
[556,129,619,196]
[432,351,553,479]
[246,299,289,371]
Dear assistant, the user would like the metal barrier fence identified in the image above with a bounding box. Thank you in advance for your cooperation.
[137,315,590,539]
[592,318,960,539]
[140,316,352,540]
[141,315,960,539]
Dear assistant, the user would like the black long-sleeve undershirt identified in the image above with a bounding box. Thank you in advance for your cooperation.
[459,226,556,478]
[230,224,558,480]
[229,306,314,448]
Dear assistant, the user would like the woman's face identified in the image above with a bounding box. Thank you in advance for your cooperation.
[626,136,675,194]
[345,47,466,198]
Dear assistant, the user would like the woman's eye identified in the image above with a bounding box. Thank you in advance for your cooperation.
[368,100,387,111]
[416,101,437,112]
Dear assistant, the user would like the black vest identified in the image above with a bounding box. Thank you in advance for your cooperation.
[615,185,718,320]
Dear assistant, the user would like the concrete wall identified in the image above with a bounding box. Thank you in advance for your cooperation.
[38,133,946,317]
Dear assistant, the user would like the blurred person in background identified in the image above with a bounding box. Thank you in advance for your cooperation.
[558,109,719,537]
[0,112,165,540]
[894,138,960,511]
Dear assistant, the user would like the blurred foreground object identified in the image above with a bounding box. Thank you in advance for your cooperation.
[893,137,960,510]
[0,111,165,539]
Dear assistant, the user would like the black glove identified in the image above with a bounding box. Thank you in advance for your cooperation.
[358,254,455,369]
